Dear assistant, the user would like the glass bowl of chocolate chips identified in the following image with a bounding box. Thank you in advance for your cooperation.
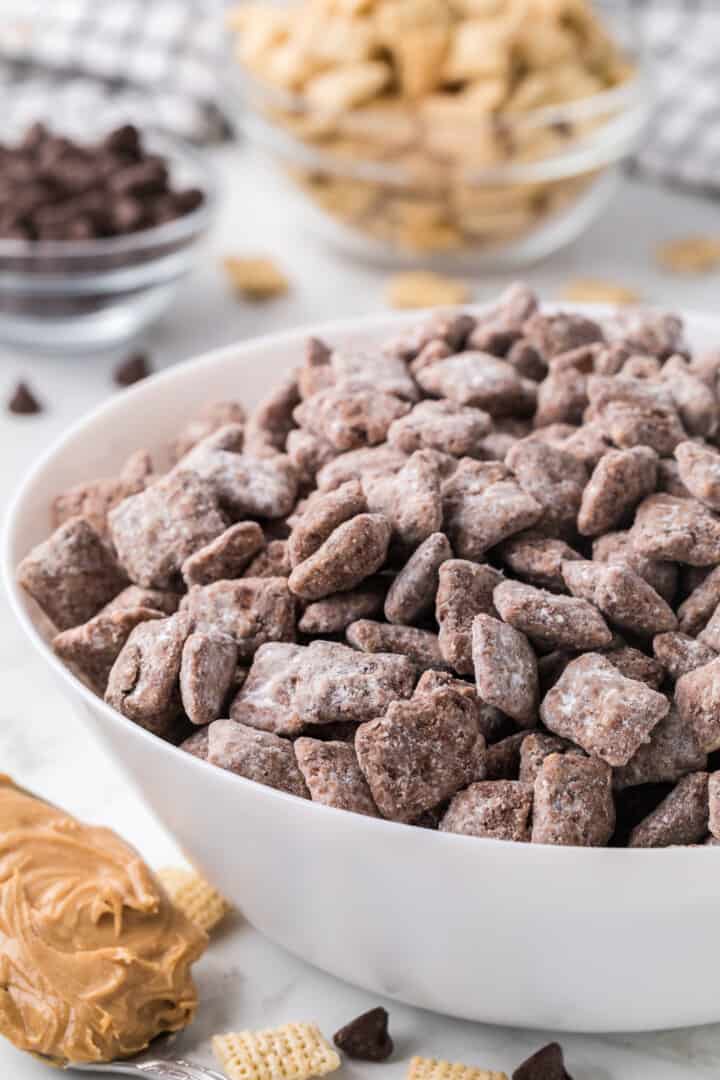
[0,123,215,353]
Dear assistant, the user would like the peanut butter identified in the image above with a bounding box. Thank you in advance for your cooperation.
[0,776,206,1064]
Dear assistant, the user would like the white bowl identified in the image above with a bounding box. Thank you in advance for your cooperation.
[5,305,720,1034]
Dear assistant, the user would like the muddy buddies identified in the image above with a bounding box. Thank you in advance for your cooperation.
[18,283,720,847]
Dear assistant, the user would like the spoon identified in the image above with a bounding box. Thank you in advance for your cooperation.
[53,1035,227,1079]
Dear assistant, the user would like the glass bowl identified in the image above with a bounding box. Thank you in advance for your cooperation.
[224,1,650,270]
[0,131,216,354]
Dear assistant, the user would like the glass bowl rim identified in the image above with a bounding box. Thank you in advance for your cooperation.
[0,129,218,263]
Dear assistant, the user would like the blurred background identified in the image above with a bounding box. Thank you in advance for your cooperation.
[0,0,718,435]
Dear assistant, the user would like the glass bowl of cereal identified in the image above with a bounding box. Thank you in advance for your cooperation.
[224,0,649,269]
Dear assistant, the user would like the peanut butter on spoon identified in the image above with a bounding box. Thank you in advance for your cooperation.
[0,776,206,1065]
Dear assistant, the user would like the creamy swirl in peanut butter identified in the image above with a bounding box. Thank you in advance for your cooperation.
[0,776,206,1064]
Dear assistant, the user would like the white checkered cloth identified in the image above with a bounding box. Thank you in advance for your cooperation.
[0,0,717,194]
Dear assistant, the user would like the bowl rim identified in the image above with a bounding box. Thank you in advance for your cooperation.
[4,300,718,862]
[0,129,218,263]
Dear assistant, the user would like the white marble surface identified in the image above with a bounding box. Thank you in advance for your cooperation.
[3,144,720,1077]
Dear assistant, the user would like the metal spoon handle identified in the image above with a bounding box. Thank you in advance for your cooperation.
[71,1058,227,1079]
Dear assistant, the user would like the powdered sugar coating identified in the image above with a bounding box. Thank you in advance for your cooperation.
[294,738,379,817]
[578,446,658,536]
[18,516,128,630]
[109,470,228,589]
[506,438,587,533]
[355,686,483,822]
[628,772,708,847]
[532,753,614,847]
[293,641,416,726]
[288,513,391,600]
[330,347,419,402]
[541,653,669,766]
[493,579,612,651]
[207,719,309,798]
[384,532,452,625]
[288,481,367,567]
[170,400,246,461]
[347,619,446,673]
[51,449,152,538]
[178,448,298,519]
[498,533,582,592]
[182,577,296,657]
[653,632,717,681]
[440,780,532,842]
[613,707,707,791]
[472,614,538,727]
[53,606,163,692]
[105,612,191,736]
[363,450,442,554]
[102,585,180,616]
[416,351,536,417]
[181,522,265,587]
[180,631,238,726]
[674,440,720,511]
[442,460,542,560]
[436,560,502,675]
[229,642,305,735]
[294,386,410,451]
[387,399,491,456]
[675,657,720,752]
[562,560,677,636]
[592,529,678,605]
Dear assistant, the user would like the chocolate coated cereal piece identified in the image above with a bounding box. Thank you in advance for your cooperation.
[416,351,536,417]
[414,669,507,743]
[472,614,538,727]
[653,631,716,681]
[498,533,582,592]
[662,363,719,440]
[293,386,410,451]
[331,347,418,401]
[244,374,300,453]
[675,657,720,751]
[333,1007,393,1062]
[674,440,720,510]
[294,640,416,725]
[347,620,446,672]
[505,339,546,382]
[518,732,573,786]
[179,448,298,520]
[299,580,386,635]
[436,560,503,675]
[297,336,332,399]
[628,771,708,847]
[109,470,228,589]
[562,560,677,636]
[656,458,692,499]
[512,1042,572,1080]
[363,450,442,554]
[182,577,296,658]
[294,738,379,817]
[541,653,669,766]
[614,308,685,359]
[532,753,615,847]
[53,606,163,692]
[179,726,209,760]
[51,451,152,539]
[493,579,612,651]
[506,439,587,533]
[207,719,309,798]
[288,513,391,600]
[18,516,127,630]
[180,631,238,727]
[244,540,291,579]
[602,645,664,689]
[442,460,542,560]
[181,522,265,587]
[698,605,720,652]
[470,283,538,347]
[677,566,720,635]
[355,686,483,822]
[524,310,604,359]
[229,642,305,735]
[534,369,588,427]
[102,585,180,616]
[440,780,532,842]
[578,446,657,536]
[385,532,452,625]
[316,444,408,491]
[386,311,475,361]
[289,480,367,567]
[594,398,686,457]
[592,529,677,605]
[561,421,612,469]
[286,429,336,485]
[387,399,491,456]
[484,732,529,781]
[105,612,191,736]
[170,400,246,462]
[709,773,720,839]
[631,494,720,566]
[613,707,707,790]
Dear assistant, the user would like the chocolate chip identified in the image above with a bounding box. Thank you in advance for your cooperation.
[513,1042,573,1080]
[114,352,150,387]
[333,1007,393,1061]
[8,380,42,415]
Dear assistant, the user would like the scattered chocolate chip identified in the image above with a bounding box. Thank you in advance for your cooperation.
[8,380,42,415]
[333,1006,393,1062]
[113,352,150,387]
[513,1042,573,1080]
